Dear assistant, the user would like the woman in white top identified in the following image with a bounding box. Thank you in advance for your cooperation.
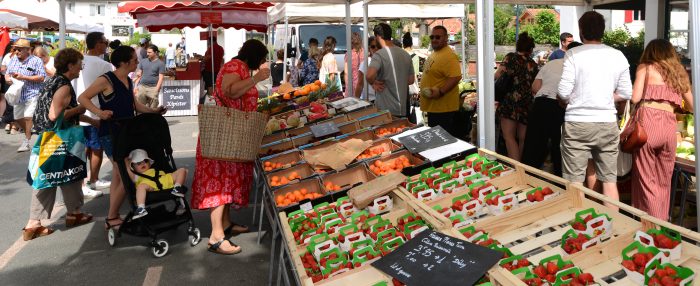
[318,36,340,89]
[34,46,55,77]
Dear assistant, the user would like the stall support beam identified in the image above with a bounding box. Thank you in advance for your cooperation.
[283,16,288,86]
[59,0,66,49]
[461,16,467,81]
[363,1,369,98]
[345,0,353,98]
[476,0,495,150]
[689,0,700,232]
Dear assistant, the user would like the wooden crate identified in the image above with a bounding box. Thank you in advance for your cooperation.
[488,188,700,285]
[278,189,450,286]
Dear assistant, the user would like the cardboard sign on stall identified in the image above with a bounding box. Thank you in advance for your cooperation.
[303,138,371,171]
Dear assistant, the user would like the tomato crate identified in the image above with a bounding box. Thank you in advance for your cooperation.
[278,189,452,286]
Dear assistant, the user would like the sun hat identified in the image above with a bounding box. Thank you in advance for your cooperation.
[12,39,31,48]
[129,149,154,165]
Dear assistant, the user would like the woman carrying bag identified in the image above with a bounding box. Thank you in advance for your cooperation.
[630,39,694,221]
[191,39,270,255]
[23,48,95,241]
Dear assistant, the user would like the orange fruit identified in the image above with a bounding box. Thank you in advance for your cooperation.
[305,194,314,200]
[271,176,280,182]
[280,177,289,184]
[314,80,322,86]
[264,161,272,167]
[283,93,292,100]
[264,167,272,172]
[283,199,292,205]
[320,83,327,90]
[300,189,308,195]
[311,85,320,92]
[295,193,304,201]
[293,190,302,197]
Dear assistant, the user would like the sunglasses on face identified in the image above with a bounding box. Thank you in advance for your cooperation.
[429,35,443,40]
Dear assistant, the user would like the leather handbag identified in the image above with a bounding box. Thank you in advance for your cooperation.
[619,67,649,153]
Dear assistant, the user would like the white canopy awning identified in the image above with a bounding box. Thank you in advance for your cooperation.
[268,3,465,24]
[0,11,27,29]
[0,0,102,33]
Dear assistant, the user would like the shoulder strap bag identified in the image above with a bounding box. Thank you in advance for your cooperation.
[198,75,269,162]
[619,67,649,153]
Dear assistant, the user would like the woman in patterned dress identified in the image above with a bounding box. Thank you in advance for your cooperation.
[495,32,539,161]
[191,39,270,255]
[631,39,694,220]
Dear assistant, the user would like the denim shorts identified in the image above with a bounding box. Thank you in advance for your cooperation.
[83,126,102,150]
[99,135,114,159]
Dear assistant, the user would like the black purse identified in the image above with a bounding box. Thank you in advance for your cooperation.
[494,72,513,102]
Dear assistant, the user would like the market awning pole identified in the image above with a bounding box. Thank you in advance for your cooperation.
[59,0,66,49]
[345,0,353,98]
[209,24,215,93]
[476,0,495,150]
[363,1,369,98]
[461,15,467,81]
[283,15,288,85]
[689,0,700,231]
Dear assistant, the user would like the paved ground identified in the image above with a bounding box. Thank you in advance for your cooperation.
[0,116,277,286]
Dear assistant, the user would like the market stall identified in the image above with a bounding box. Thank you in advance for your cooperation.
[255,88,700,285]
[117,1,273,116]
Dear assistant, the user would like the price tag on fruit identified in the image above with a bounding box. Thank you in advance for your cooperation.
[397,126,458,153]
[372,230,502,285]
[311,121,340,138]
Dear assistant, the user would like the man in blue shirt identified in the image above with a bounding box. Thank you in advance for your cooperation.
[548,32,573,61]
[6,39,46,152]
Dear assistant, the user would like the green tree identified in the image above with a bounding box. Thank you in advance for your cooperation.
[522,11,560,46]
[494,5,516,45]
[602,28,630,50]
[127,31,151,46]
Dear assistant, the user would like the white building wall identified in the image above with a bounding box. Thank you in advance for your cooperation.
[69,2,136,42]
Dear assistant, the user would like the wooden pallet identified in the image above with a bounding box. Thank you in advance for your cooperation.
[278,189,451,286]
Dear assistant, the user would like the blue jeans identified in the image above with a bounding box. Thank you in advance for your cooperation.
[166,59,175,68]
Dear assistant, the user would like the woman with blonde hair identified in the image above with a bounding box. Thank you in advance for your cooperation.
[630,39,694,220]
[34,46,55,77]
[344,32,363,97]
[300,42,320,86]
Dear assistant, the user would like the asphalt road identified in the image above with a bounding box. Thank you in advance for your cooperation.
[0,116,275,286]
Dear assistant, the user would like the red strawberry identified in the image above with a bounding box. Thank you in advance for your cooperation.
[633,253,647,268]
[534,191,544,202]
[578,273,594,283]
[527,193,535,202]
[545,274,556,283]
[583,215,593,223]
[542,187,554,195]
[660,276,674,286]
[546,261,559,274]
[647,277,661,286]
[533,265,547,278]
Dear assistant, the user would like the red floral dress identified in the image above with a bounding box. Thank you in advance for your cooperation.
[191,59,258,209]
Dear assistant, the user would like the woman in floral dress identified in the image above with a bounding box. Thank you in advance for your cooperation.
[495,32,539,161]
[191,39,270,255]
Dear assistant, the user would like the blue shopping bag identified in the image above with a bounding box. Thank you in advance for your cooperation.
[26,112,87,190]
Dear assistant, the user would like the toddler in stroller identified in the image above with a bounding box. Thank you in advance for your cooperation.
[125,149,187,219]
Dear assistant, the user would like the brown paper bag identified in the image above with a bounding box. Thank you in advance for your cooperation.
[303,138,372,171]
[348,172,406,209]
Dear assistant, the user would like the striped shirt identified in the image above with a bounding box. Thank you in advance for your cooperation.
[7,55,46,103]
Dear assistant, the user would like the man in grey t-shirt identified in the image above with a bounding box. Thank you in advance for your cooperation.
[366,23,415,117]
[134,44,166,108]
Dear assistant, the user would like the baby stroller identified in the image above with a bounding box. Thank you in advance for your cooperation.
[109,113,201,257]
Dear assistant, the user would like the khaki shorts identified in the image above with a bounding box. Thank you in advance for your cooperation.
[137,85,160,108]
[561,122,619,183]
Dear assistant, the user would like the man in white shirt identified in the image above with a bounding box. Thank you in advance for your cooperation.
[558,11,633,210]
[165,42,176,69]
[522,41,582,177]
[74,31,114,198]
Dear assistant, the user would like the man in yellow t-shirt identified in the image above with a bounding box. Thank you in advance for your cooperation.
[420,25,463,138]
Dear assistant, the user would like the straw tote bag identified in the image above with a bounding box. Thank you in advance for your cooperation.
[198,88,268,162]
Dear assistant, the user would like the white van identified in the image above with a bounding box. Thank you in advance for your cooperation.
[273,23,364,76]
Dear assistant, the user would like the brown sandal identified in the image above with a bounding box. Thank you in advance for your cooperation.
[22,226,54,241]
[66,212,93,228]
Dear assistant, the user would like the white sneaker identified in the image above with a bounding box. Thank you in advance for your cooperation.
[17,139,30,152]
[86,180,111,190]
[82,185,103,198]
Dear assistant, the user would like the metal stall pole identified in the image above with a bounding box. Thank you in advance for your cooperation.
[475,0,496,150]
[59,0,66,49]
[283,16,289,85]
[461,15,467,81]
[689,0,700,231]
[363,1,369,98]
[345,0,353,98]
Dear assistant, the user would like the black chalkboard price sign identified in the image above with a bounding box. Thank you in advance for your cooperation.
[372,230,502,286]
[397,126,458,153]
[161,85,191,111]
[310,121,340,138]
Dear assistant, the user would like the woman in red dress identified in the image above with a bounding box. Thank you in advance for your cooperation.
[191,40,270,255]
